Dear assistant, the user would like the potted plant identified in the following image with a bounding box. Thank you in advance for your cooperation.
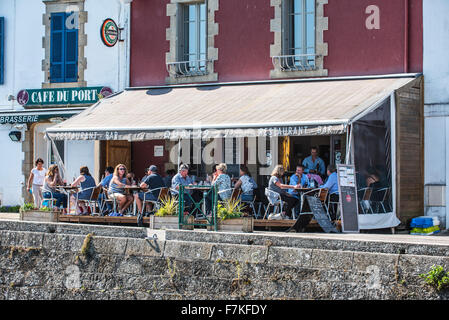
[212,198,253,233]
[150,196,183,229]
[19,202,59,222]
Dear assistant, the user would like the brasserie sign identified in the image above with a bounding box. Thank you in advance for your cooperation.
[17,86,113,107]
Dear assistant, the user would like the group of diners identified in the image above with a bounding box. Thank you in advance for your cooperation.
[27,144,338,219]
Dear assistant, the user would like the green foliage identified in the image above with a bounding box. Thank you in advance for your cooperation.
[155,196,178,217]
[0,205,21,213]
[39,206,53,212]
[217,198,245,221]
[20,203,36,211]
[419,265,449,291]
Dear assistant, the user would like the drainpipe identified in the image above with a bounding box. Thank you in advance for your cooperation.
[404,0,409,73]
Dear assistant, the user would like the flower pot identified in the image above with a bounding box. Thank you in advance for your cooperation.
[19,209,59,223]
[149,215,194,230]
[211,216,254,233]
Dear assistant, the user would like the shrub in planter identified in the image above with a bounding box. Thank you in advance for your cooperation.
[214,198,253,233]
[19,202,59,222]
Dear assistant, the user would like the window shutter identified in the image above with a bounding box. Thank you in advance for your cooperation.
[50,13,65,82]
[64,12,78,82]
[0,17,4,85]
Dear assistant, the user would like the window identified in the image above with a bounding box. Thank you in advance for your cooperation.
[50,12,78,83]
[178,3,207,75]
[283,0,316,70]
[0,17,4,84]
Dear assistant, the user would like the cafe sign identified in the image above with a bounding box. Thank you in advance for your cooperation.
[16,86,113,107]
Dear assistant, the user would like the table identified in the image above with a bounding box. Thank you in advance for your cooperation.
[58,185,79,214]
[124,185,144,215]
[291,188,321,214]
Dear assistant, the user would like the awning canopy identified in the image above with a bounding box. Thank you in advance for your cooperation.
[46,75,417,141]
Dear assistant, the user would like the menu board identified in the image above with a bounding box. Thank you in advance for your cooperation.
[306,196,339,233]
[337,164,359,233]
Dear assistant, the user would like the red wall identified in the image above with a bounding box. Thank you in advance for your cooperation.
[129,0,422,86]
[131,140,170,181]
[324,0,422,76]
[130,0,170,87]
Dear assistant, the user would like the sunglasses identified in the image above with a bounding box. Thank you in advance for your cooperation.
[119,168,126,171]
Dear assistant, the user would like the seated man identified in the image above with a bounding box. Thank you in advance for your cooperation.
[171,164,195,209]
[97,166,114,215]
[320,164,339,219]
[288,165,310,214]
[135,165,165,214]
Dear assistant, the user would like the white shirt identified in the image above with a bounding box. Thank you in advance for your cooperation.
[31,167,47,186]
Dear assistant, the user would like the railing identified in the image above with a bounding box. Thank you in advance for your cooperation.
[166,59,211,77]
[272,54,320,72]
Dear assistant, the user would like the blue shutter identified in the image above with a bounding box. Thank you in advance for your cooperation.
[50,13,65,82]
[0,17,4,85]
[64,12,78,82]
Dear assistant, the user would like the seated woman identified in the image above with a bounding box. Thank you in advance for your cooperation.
[233,165,257,202]
[71,166,97,215]
[206,163,231,214]
[268,165,300,219]
[42,164,67,213]
[108,164,133,215]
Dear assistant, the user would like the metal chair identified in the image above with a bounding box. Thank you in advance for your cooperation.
[327,191,340,220]
[41,187,57,209]
[102,188,117,213]
[141,187,170,215]
[371,187,391,213]
[241,194,258,218]
[263,188,284,219]
[357,187,374,214]
[75,185,102,215]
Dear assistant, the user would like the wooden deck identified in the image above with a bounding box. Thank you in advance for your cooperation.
[57,214,151,225]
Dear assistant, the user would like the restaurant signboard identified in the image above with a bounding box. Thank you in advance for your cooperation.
[16,86,113,107]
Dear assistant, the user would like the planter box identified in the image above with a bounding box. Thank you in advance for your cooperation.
[209,216,254,233]
[150,215,194,230]
[19,209,59,223]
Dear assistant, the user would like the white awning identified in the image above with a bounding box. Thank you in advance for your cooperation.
[46,75,418,141]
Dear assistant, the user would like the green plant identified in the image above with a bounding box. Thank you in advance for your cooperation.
[155,196,178,217]
[419,265,449,291]
[20,203,36,211]
[217,198,245,221]
[0,205,21,213]
[39,206,53,212]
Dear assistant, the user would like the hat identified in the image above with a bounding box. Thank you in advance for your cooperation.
[148,165,158,172]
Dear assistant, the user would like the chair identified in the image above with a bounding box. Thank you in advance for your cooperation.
[357,187,374,214]
[327,191,340,220]
[100,188,117,214]
[141,187,169,215]
[230,188,242,202]
[41,187,57,209]
[263,188,284,219]
[371,187,391,213]
[75,185,102,215]
[241,194,258,218]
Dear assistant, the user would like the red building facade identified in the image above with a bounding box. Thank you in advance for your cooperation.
[130,0,422,87]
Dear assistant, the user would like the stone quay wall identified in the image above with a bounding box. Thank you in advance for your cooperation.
[0,220,449,300]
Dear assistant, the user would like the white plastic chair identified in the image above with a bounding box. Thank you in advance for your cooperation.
[263,188,284,219]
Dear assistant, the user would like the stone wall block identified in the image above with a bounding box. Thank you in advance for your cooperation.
[311,249,354,270]
[267,247,313,267]
[125,238,165,257]
[164,240,212,260]
[210,243,268,264]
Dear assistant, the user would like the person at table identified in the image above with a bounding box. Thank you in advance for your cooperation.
[126,172,137,186]
[205,163,232,215]
[268,165,300,219]
[42,164,67,213]
[70,166,97,215]
[288,165,309,197]
[97,166,114,215]
[171,164,195,208]
[163,169,176,188]
[302,146,326,176]
[27,158,47,208]
[135,165,165,214]
[233,165,257,202]
[108,164,133,215]
[320,164,339,219]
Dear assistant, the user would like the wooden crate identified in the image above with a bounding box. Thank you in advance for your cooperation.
[20,209,59,223]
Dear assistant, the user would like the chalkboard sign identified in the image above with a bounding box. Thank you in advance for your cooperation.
[305,195,339,233]
[337,164,359,233]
